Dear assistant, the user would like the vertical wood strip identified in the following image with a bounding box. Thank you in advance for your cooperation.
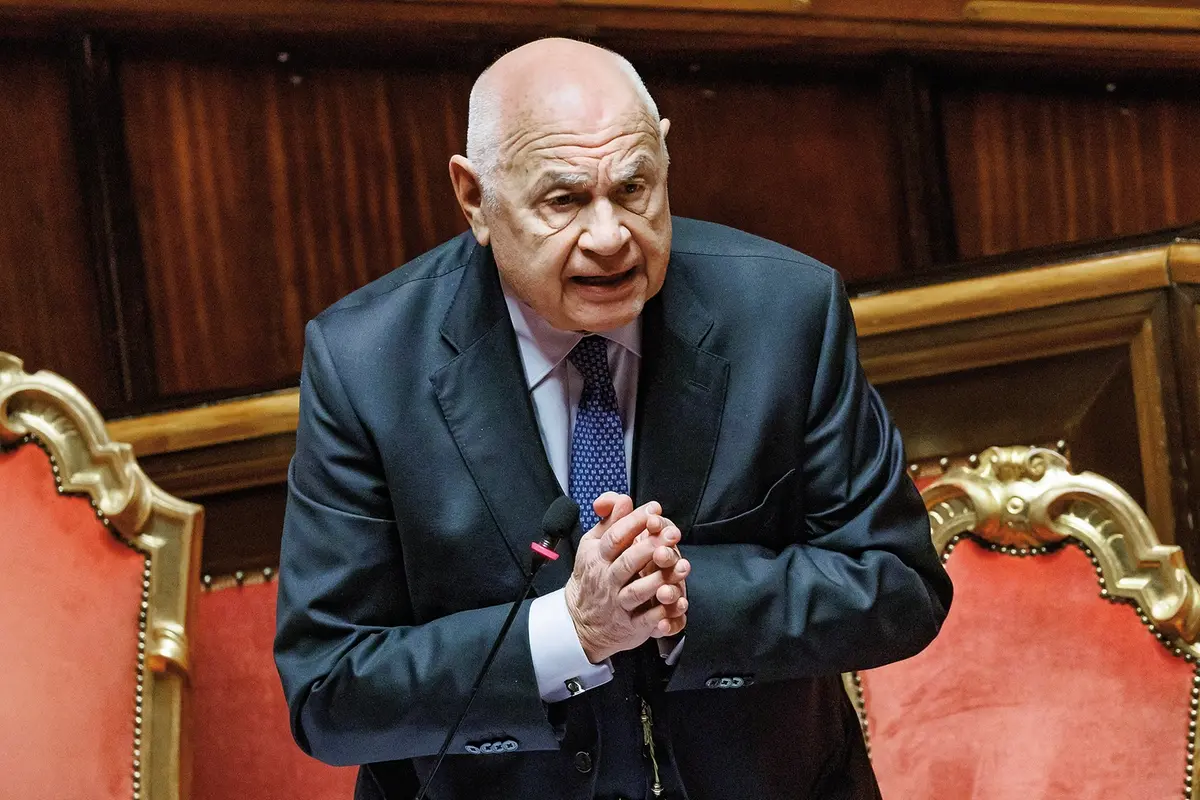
[66,33,157,409]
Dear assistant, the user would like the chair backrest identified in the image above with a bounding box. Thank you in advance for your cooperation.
[850,445,1200,800]
[190,573,358,799]
[0,352,202,800]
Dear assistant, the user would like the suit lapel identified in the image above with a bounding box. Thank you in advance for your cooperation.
[634,265,729,539]
[430,244,571,596]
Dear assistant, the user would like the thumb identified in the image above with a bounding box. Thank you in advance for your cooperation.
[581,493,633,540]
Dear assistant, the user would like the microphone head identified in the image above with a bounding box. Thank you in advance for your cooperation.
[542,496,581,542]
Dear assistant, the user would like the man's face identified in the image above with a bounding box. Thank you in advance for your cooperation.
[483,103,672,332]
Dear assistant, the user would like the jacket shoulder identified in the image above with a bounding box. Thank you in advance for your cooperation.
[670,217,836,279]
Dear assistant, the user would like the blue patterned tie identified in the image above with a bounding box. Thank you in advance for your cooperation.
[568,336,629,533]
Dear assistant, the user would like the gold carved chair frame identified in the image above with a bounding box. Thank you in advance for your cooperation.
[843,445,1200,799]
[0,352,203,800]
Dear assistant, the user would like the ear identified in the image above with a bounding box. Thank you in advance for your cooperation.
[448,155,491,245]
[659,117,671,140]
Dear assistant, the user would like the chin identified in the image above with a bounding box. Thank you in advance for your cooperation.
[575,302,642,333]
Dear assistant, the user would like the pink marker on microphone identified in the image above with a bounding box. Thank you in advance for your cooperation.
[530,541,560,561]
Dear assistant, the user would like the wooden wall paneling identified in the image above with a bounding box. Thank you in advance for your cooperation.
[14,1,1200,72]
[941,75,1200,259]
[119,54,472,397]
[651,64,906,283]
[67,33,157,408]
[861,290,1186,553]
[1168,275,1200,576]
[197,483,288,577]
[0,41,118,408]
[964,1,1200,30]
[882,59,956,270]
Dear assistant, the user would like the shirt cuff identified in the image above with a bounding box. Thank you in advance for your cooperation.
[529,588,614,703]
[658,634,686,666]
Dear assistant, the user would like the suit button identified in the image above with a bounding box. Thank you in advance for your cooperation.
[574,750,593,773]
[705,678,720,689]
[730,676,744,688]
[502,739,518,752]
[465,744,481,754]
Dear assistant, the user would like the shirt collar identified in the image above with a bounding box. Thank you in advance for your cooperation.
[502,280,642,391]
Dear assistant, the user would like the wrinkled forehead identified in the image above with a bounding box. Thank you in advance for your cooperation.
[504,112,664,181]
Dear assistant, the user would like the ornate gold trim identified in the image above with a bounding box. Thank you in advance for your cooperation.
[924,446,1200,647]
[0,352,201,800]
[846,445,1200,797]
[965,2,1200,30]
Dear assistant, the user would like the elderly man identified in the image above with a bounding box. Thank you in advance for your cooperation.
[275,37,952,800]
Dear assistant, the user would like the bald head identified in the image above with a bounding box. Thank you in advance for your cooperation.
[466,38,664,196]
[448,38,673,334]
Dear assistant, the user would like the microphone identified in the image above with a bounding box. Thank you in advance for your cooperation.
[414,497,581,800]
[532,495,580,564]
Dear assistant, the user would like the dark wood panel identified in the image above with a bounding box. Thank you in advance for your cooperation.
[880,346,1147,507]
[14,0,1200,75]
[653,68,905,282]
[0,44,116,407]
[120,57,471,396]
[943,80,1200,259]
[198,483,287,576]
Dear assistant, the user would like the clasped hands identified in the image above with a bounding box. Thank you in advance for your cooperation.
[565,492,689,664]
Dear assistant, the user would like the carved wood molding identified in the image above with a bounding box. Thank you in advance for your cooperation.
[965,2,1200,31]
[851,245,1171,338]
[8,0,1200,66]
[925,446,1200,647]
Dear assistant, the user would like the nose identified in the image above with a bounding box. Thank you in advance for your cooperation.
[578,199,631,257]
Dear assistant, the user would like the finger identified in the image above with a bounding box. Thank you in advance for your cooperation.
[618,571,670,611]
[598,501,660,561]
[655,584,683,606]
[651,614,687,639]
[609,524,677,585]
[652,542,680,570]
[593,492,631,523]
[664,558,690,585]
[636,603,687,638]
[582,494,634,542]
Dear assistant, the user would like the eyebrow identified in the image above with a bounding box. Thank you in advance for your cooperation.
[610,154,655,184]
[530,171,592,198]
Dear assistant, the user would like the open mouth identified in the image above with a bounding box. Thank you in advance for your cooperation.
[571,268,636,287]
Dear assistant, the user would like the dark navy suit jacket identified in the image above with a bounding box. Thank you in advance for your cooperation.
[274,217,953,799]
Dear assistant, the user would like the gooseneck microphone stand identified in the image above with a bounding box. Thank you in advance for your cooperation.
[414,496,581,800]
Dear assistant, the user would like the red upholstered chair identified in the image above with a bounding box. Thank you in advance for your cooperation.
[190,573,358,799]
[0,352,202,800]
[847,446,1200,800]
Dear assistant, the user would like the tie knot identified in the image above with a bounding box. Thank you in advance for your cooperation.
[567,336,612,388]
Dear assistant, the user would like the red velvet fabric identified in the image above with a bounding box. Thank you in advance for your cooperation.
[0,445,143,800]
[191,580,358,799]
[861,539,1194,799]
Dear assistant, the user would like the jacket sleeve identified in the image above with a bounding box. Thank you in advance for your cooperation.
[274,319,560,766]
[667,273,953,691]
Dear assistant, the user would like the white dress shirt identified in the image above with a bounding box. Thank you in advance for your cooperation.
[503,286,682,704]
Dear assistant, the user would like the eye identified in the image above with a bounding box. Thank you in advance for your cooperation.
[547,194,577,208]
[621,182,644,195]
